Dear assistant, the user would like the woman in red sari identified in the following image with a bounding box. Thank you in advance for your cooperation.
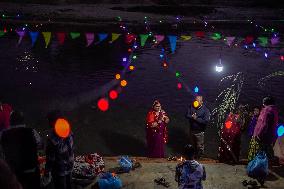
[146,100,170,158]
[218,105,248,164]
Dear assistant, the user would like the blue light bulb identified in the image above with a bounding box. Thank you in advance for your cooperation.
[194,86,199,93]
[277,125,284,137]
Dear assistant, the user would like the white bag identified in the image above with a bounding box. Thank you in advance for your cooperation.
[273,136,284,164]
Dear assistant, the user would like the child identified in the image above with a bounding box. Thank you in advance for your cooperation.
[248,106,261,138]
[175,144,206,189]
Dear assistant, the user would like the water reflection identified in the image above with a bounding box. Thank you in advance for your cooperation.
[16,51,39,72]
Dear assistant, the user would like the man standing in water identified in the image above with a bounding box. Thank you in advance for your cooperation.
[186,96,210,159]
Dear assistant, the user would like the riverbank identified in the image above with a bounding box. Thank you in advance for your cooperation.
[79,157,284,189]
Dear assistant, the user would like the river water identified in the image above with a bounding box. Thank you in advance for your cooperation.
[0,29,283,157]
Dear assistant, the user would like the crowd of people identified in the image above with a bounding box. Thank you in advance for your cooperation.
[146,95,281,188]
[215,96,279,167]
[0,99,74,189]
[0,94,282,189]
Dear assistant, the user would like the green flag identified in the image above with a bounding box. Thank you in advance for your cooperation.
[258,37,268,46]
[211,33,222,40]
[70,32,81,39]
[140,34,149,47]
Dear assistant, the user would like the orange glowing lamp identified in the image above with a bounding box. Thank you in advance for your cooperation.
[120,80,127,87]
[55,118,71,138]
[225,121,233,129]
[115,74,121,80]
[193,100,199,108]
[129,65,135,70]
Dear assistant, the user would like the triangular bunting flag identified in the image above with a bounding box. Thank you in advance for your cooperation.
[140,34,149,47]
[29,32,39,47]
[226,37,235,46]
[42,32,51,48]
[271,37,280,45]
[110,33,121,43]
[211,33,222,40]
[56,32,66,45]
[168,35,177,53]
[154,35,165,44]
[196,31,205,38]
[258,37,268,47]
[245,36,254,44]
[70,32,80,39]
[0,30,6,37]
[125,34,136,44]
[98,33,108,43]
[180,35,192,41]
[16,30,25,45]
[85,33,94,47]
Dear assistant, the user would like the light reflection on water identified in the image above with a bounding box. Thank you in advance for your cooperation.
[16,51,39,72]
[0,35,283,123]
[1,32,284,156]
[0,34,126,114]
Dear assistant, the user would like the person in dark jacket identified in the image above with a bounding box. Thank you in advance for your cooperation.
[0,110,41,189]
[175,144,206,189]
[0,159,22,189]
[186,96,210,158]
[45,111,74,189]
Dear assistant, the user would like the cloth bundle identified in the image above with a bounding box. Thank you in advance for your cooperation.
[73,153,105,179]
[274,136,284,165]
[247,151,268,179]
[118,156,133,172]
[98,172,122,189]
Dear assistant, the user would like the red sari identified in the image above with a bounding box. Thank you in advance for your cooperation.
[146,110,168,158]
[0,104,12,132]
[218,113,242,163]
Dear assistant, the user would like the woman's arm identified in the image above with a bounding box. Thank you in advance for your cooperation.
[151,122,158,127]
[163,115,170,124]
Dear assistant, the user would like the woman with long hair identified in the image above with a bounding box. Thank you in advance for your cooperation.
[146,100,170,158]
